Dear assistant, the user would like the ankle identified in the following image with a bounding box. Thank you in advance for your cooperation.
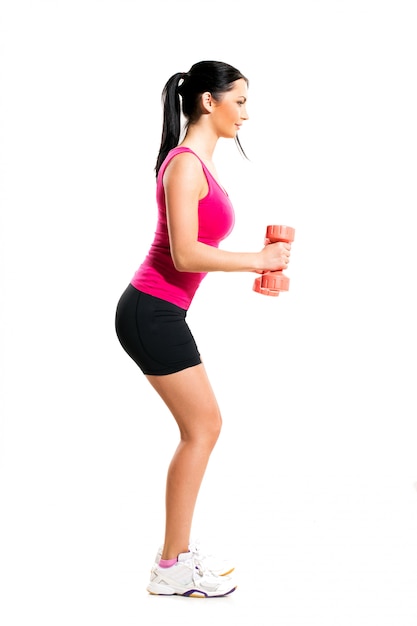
[162,543,189,561]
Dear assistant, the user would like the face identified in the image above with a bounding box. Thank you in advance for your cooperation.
[211,78,249,138]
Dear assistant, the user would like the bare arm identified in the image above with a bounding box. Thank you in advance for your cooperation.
[164,153,291,273]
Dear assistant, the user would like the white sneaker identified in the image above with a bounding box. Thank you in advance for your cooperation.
[147,551,237,598]
[155,541,235,577]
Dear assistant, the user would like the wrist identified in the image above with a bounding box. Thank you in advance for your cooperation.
[253,251,264,272]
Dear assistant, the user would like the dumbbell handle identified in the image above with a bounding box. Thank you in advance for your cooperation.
[253,225,295,297]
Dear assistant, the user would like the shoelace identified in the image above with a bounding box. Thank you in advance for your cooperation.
[188,540,211,562]
[189,545,208,571]
[182,549,210,583]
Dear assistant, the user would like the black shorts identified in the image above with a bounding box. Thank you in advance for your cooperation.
[115,284,202,376]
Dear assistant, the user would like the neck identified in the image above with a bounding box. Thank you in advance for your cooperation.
[179,125,218,161]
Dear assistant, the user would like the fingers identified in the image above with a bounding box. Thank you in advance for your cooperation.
[284,249,291,265]
[276,242,291,267]
[261,241,291,271]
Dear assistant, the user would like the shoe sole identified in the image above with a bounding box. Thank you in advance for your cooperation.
[147,584,237,598]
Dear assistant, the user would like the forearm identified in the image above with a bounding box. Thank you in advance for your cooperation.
[172,241,263,273]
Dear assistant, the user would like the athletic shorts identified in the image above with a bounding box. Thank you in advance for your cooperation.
[115,284,202,376]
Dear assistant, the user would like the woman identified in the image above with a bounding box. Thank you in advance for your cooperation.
[115,60,291,597]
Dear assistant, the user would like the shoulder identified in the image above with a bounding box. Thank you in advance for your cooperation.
[164,149,202,177]
[163,150,206,190]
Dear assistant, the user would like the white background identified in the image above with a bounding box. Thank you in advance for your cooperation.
[1,1,417,624]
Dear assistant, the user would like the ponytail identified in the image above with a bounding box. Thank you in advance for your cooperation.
[155,72,184,175]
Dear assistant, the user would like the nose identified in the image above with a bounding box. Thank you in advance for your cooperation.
[241,104,249,120]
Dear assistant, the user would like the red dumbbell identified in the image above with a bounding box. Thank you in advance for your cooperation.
[253,224,295,297]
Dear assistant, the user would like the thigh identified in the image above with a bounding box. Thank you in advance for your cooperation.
[146,364,222,439]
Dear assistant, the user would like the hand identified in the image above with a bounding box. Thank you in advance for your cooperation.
[257,241,291,273]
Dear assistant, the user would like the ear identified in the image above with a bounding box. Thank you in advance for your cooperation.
[200,91,213,114]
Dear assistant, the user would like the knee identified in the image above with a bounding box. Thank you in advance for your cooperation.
[208,412,222,447]
[182,409,222,450]
[198,411,222,450]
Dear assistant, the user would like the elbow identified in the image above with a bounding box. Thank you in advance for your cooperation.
[173,260,189,272]
[172,252,192,272]
[171,241,202,272]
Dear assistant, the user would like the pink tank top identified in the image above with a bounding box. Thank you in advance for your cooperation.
[130,147,235,309]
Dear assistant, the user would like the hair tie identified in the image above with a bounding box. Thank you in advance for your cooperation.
[177,73,188,92]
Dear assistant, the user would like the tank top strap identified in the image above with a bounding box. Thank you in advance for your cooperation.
[159,146,208,178]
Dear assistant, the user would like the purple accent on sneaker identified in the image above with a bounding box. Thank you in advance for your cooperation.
[214,586,237,597]
[181,586,237,598]
[222,586,237,597]
[183,589,208,597]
